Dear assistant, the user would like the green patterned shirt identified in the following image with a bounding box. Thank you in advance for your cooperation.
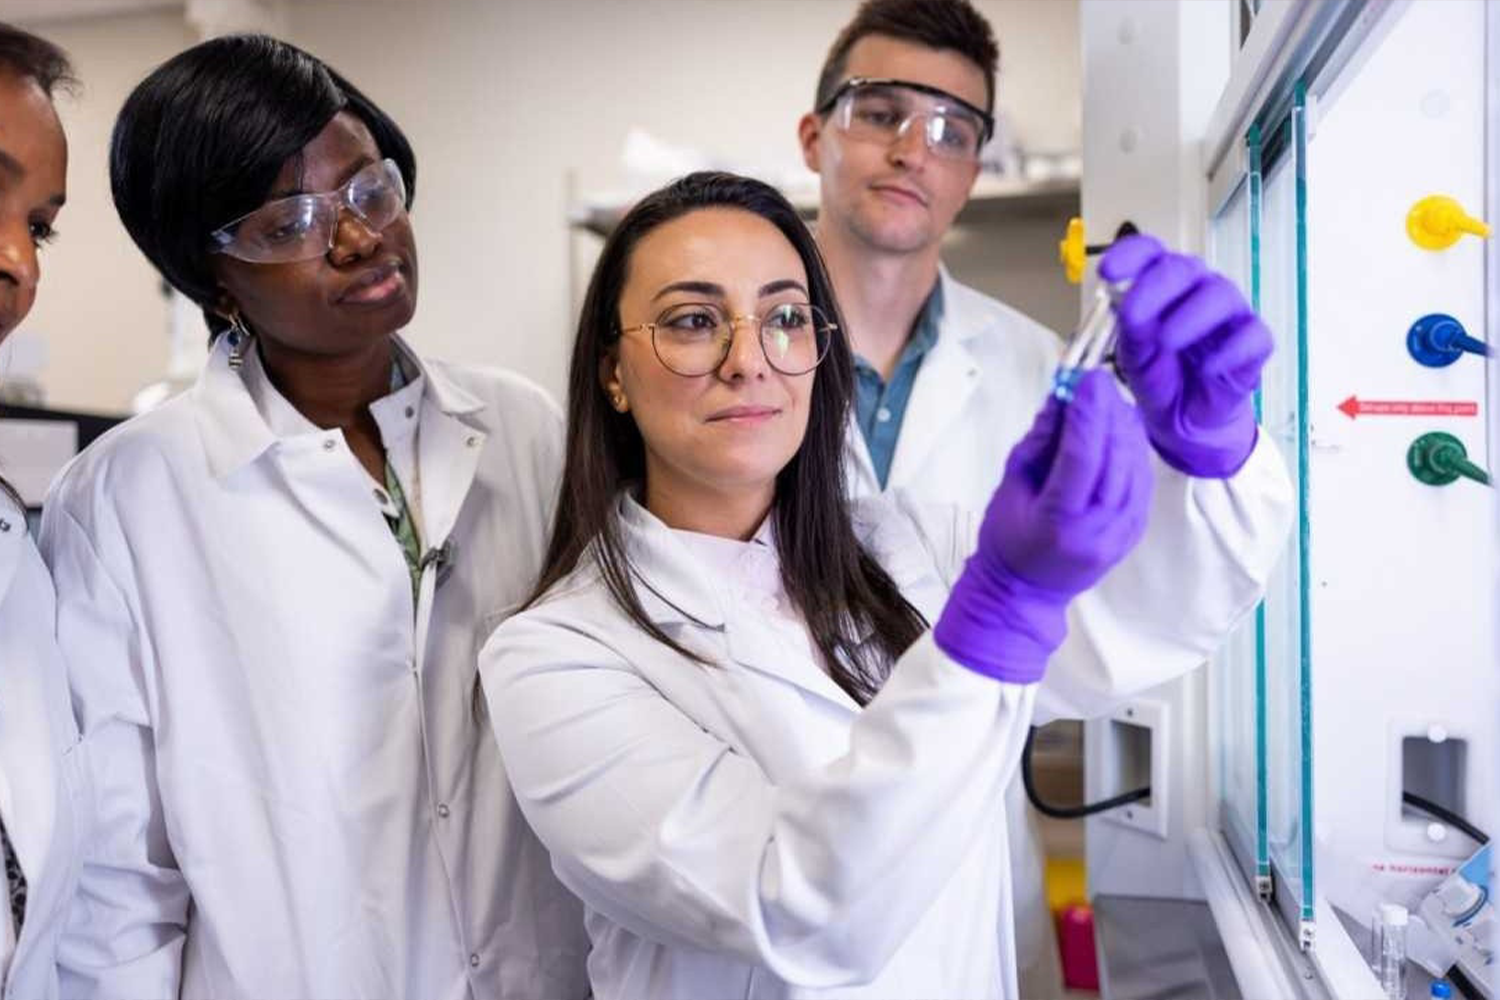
[380,358,424,609]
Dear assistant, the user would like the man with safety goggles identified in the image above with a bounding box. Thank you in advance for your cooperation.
[816,75,994,166]
[796,2,1291,998]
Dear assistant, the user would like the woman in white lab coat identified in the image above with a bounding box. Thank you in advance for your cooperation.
[479,171,1158,999]
[0,25,89,1000]
[39,35,589,999]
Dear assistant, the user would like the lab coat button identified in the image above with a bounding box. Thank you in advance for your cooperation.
[0,520,10,533]
[437,803,450,818]
[404,405,415,419]
[322,439,337,451]
[465,435,480,448]
[469,953,480,968]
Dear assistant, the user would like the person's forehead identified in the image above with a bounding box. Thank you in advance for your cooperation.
[0,72,67,180]
[841,34,989,109]
[629,210,806,293]
[0,72,63,145]
[272,111,379,191]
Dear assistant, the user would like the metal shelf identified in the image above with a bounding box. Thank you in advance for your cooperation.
[567,174,1080,239]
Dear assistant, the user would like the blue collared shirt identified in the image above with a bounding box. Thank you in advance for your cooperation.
[853,281,944,488]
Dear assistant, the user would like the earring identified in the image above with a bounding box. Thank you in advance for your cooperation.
[224,312,254,371]
[610,392,628,412]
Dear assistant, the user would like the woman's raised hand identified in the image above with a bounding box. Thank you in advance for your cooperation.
[933,370,1154,683]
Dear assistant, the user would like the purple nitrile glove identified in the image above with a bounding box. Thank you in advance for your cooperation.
[1100,233,1274,479]
[934,370,1154,683]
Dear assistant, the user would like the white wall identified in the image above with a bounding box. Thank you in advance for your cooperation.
[13,0,1079,410]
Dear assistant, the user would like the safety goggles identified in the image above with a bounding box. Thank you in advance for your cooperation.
[818,77,994,162]
[619,301,836,377]
[209,158,408,264]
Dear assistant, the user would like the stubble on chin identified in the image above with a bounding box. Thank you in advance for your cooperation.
[847,209,934,255]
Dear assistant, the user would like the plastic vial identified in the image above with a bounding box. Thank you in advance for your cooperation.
[1052,281,1127,402]
[1375,903,1409,1000]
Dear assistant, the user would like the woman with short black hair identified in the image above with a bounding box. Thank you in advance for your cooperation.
[40,34,588,999]
[0,21,89,1000]
[108,33,416,342]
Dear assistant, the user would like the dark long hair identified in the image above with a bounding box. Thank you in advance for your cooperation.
[528,171,926,705]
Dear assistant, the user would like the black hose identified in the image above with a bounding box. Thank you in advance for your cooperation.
[1021,729,1491,841]
[1083,220,1141,256]
[1401,792,1488,845]
[1020,726,1151,820]
[1449,963,1484,1000]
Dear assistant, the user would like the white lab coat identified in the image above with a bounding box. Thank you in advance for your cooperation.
[0,502,89,1000]
[38,335,590,1000]
[478,466,1288,999]
[843,269,1295,992]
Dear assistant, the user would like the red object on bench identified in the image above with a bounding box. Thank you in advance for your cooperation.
[1056,903,1100,992]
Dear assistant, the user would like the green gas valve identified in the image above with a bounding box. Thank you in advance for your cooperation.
[1407,432,1491,487]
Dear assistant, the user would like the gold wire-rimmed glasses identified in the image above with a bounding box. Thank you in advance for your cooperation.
[619,301,836,377]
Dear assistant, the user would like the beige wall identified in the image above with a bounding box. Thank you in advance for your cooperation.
[14,0,1079,410]
[12,9,196,412]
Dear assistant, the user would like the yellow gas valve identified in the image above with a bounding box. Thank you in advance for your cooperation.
[1406,195,1491,251]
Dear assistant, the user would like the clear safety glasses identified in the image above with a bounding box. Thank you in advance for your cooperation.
[209,158,408,264]
[819,77,994,163]
[620,301,836,377]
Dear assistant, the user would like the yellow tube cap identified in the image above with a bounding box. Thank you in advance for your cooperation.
[1059,217,1086,284]
[1407,195,1491,250]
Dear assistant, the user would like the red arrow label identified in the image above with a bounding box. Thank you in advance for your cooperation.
[1337,396,1479,420]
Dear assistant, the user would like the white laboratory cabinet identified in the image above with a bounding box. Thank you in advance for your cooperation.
[1081,2,1497,998]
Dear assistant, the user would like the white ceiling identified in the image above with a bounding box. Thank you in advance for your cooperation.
[5,0,183,26]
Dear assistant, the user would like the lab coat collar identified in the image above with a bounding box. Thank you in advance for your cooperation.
[192,334,277,480]
[615,492,862,712]
[0,496,25,613]
[936,265,999,345]
[843,413,879,496]
[845,268,991,494]
[193,332,485,480]
[616,492,726,629]
[859,268,982,490]
[411,341,486,420]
